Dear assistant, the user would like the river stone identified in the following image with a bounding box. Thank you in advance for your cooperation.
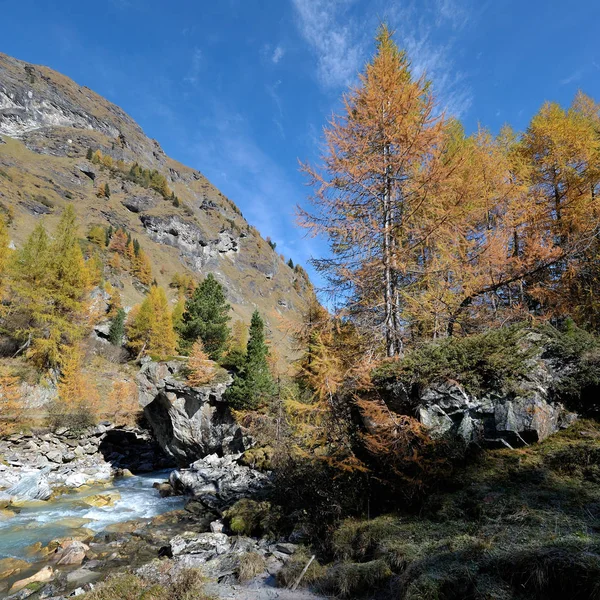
[64,473,88,488]
[9,566,54,592]
[169,532,231,557]
[0,557,29,580]
[80,492,120,507]
[55,540,89,566]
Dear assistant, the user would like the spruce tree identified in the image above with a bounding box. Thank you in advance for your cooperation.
[287,258,294,269]
[179,273,231,360]
[104,182,111,198]
[108,308,126,346]
[86,147,93,160]
[225,310,275,409]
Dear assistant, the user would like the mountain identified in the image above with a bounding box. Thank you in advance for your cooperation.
[0,52,312,363]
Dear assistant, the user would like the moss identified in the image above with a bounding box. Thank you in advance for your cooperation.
[239,446,274,471]
[223,499,280,537]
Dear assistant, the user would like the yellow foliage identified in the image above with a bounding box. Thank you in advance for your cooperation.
[126,286,176,359]
[104,380,139,425]
[58,345,99,414]
[187,339,216,386]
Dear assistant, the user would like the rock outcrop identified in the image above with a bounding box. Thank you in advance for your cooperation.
[138,360,248,465]
[380,337,577,448]
[140,214,239,271]
[0,424,171,497]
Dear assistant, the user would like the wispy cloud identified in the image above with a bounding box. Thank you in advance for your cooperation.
[292,0,476,116]
[266,80,286,139]
[191,105,320,266]
[272,45,285,64]
[292,0,365,89]
[184,47,203,85]
[560,69,583,86]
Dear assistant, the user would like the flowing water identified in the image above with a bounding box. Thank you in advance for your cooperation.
[0,471,185,560]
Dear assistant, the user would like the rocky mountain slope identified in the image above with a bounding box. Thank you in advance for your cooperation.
[0,52,312,363]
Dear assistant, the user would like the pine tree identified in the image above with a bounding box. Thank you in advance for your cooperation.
[179,273,231,360]
[86,147,93,160]
[126,286,176,359]
[104,182,111,198]
[287,258,294,269]
[187,339,216,386]
[108,308,126,346]
[105,225,113,247]
[225,310,275,409]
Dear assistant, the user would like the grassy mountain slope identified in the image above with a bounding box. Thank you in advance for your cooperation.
[0,52,312,366]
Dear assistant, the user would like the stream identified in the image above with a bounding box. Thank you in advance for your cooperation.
[0,471,185,561]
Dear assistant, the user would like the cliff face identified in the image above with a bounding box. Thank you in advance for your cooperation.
[0,52,311,362]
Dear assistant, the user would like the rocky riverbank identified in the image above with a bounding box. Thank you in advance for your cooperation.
[0,448,322,600]
[0,424,173,500]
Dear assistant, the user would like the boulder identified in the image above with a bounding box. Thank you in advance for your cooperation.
[415,351,576,448]
[169,532,231,557]
[9,566,54,593]
[138,360,246,465]
[169,454,270,509]
[55,540,89,566]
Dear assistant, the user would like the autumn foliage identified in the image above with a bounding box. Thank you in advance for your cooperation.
[301,25,600,354]
[186,339,216,387]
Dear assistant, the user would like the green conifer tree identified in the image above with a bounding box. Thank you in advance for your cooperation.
[179,273,231,360]
[108,308,126,346]
[86,148,93,160]
[225,310,275,409]
[104,182,111,198]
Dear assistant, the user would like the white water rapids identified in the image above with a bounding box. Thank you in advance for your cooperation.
[0,471,184,560]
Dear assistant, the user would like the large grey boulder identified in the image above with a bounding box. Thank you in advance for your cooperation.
[169,453,270,509]
[416,350,576,448]
[138,360,247,465]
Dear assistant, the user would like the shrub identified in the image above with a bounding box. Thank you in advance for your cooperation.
[541,320,600,416]
[46,399,96,431]
[373,324,536,400]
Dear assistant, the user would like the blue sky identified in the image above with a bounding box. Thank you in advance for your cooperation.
[2,0,600,285]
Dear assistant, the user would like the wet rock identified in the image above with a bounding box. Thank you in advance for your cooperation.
[80,492,120,508]
[9,566,54,593]
[0,557,29,580]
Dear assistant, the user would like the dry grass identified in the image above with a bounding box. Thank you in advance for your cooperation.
[237,552,267,582]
